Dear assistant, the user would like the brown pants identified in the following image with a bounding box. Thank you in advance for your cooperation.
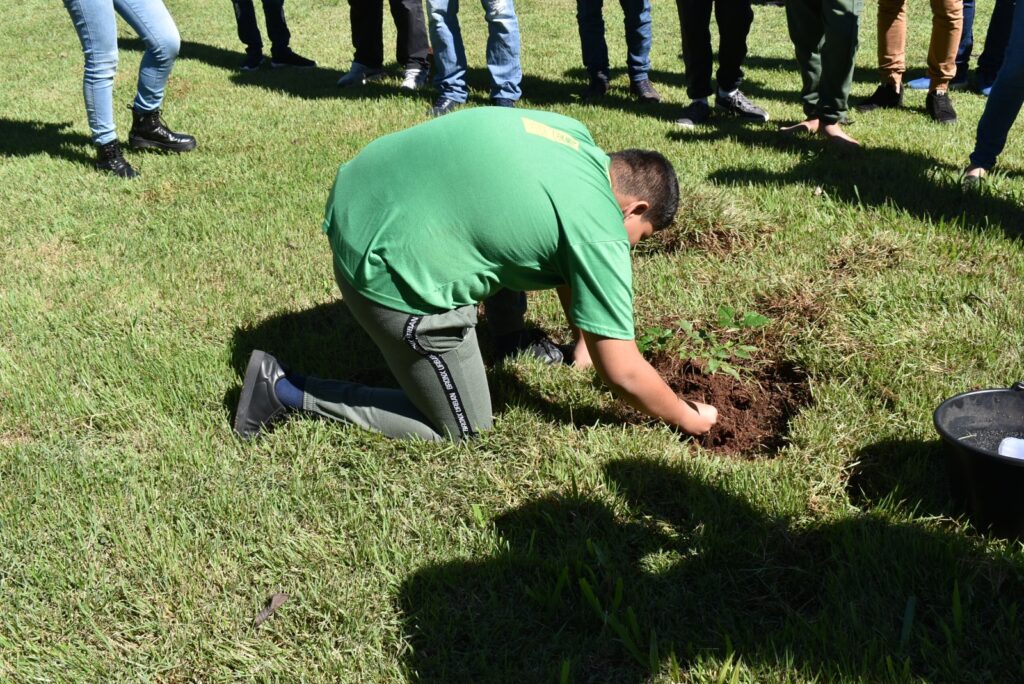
[877,0,963,90]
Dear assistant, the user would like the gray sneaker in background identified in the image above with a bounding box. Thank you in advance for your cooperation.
[715,89,769,122]
[336,61,385,87]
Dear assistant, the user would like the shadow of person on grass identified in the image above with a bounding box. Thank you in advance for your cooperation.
[674,125,1023,239]
[0,118,94,166]
[846,438,956,520]
[398,457,1024,683]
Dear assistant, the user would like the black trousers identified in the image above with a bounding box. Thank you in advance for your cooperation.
[349,0,430,69]
[675,0,753,99]
[233,0,291,56]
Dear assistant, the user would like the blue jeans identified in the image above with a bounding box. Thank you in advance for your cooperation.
[427,0,522,102]
[576,0,652,82]
[970,0,1024,168]
[977,0,1017,87]
[63,0,180,145]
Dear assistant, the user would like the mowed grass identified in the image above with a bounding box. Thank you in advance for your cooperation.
[2,0,1024,681]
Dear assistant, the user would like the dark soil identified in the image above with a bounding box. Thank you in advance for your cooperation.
[649,353,811,456]
[958,429,1024,454]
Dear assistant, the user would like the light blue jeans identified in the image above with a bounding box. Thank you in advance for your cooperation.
[427,0,522,102]
[63,0,181,145]
[969,0,1024,169]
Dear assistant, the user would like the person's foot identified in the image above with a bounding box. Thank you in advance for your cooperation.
[582,72,609,102]
[400,66,429,90]
[234,350,293,439]
[95,140,138,179]
[779,118,819,135]
[427,96,461,117]
[336,61,385,87]
[629,78,661,103]
[856,82,903,112]
[715,89,769,122]
[494,329,564,365]
[271,49,316,69]
[239,51,265,71]
[674,99,712,128]
[962,165,987,189]
[491,97,516,108]
[907,74,969,91]
[821,122,860,149]
[128,107,197,152]
[926,90,957,124]
[977,71,997,96]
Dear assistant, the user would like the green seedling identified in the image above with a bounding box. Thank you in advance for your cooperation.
[638,306,770,379]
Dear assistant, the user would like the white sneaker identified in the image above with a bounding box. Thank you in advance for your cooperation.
[400,67,429,91]
[336,61,385,87]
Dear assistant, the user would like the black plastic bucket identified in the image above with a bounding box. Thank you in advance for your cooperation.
[933,382,1024,537]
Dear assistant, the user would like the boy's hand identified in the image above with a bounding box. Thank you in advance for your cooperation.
[572,338,593,369]
[678,399,718,435]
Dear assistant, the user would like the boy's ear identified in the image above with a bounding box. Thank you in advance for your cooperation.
[623,199,650,218]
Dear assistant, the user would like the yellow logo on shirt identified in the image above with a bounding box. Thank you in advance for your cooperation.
[521,117,580,150]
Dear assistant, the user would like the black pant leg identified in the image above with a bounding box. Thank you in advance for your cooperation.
[350,0,385,67]
[390,0,430,69]
[677,0,715,99]
[261,0,292,56]
[714,0,753,92]
[233,0,263,52]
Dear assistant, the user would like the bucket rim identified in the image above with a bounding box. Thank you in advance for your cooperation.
[933,386,1024,468]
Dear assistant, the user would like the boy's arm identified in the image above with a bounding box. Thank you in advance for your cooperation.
[556,285,592,368]
[582,330,717,435]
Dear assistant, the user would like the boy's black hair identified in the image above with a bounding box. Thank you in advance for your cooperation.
[608,149,679,231]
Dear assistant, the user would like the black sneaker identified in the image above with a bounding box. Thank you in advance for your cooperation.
[926,90,957,124]
[428,96,461,117]
[233,350,292,439]
[239,51,265,71]
[494,329,564,365]
[95,140,138,179]
[582,72,609,102]
[271,49,316,69]
[491,97,516,108]
[629,78,661,103]
[856,82,903,112]
[674,99,712,128]
[715,89,769,122]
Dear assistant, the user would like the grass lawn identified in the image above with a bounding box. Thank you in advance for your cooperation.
[2,0,1024,681]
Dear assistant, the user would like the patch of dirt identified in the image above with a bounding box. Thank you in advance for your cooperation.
[650,353,811,457]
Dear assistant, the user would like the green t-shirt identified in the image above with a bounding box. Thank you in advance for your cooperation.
[323,107,634,339]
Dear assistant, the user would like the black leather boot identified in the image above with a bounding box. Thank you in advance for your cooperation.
[95,140,138,178]
[128,106,197,152]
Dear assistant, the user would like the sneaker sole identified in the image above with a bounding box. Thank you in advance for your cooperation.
[233,350,267,438]
[271,62,317,69]
[128,136,197,153]
[715,104,769,122]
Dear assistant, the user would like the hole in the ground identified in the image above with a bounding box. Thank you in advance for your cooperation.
[651,354,811,456]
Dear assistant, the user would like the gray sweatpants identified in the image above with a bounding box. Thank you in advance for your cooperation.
[301,272,494,441]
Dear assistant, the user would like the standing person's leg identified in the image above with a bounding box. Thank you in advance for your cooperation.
[926,0,963,90]
[674,0,715,126]
[114,0,197,152]
[63,0,120,146]
[427,0,471,109]
[878,0,907,89]
[577,0,612,96]
[338,0,387,85]
[712,0,767,120]
[263,0,315,66]
[620,0,653,83]
[818,0,861,122]
[391,0,431,70]
[232,0,264,57]
[784,0,826,128]
[481,0,522,103]
[977,0,1017,91]
[956,0,975,81]
[968,0,1024,172]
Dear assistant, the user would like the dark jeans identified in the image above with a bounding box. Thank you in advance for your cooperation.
[349,0,430,70]
[233,0,290,55]
[576,0,653,82]
[978,0,1016,85]
[675,0,753,99]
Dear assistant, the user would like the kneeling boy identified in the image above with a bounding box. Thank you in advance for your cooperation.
[234,108,717,441]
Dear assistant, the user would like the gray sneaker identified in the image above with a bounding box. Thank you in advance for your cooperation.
[336,61,385,87]
[715,89,769,122]
[675,99,712,128]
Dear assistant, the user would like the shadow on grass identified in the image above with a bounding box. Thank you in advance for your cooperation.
[398,457,1024,683]
[672,125,1024,239]
[0,118,94,166]
[846,438,955,519]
